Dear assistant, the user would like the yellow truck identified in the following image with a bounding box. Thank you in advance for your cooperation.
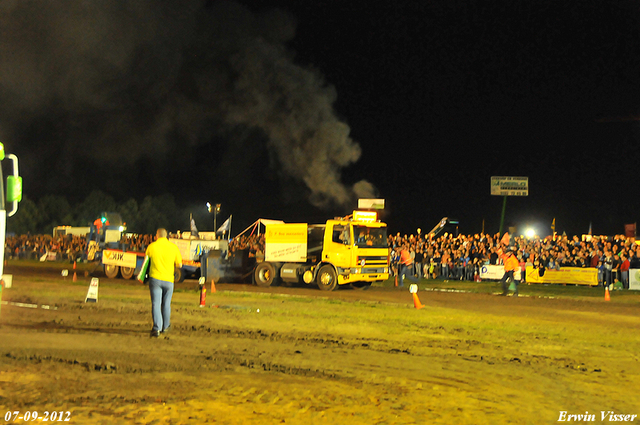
[254,211,389,290]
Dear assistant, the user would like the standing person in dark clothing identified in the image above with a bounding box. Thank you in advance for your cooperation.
[603,250,613,290]
[414,247,424,279]
[489,248,499,265]
[612,254,621,286]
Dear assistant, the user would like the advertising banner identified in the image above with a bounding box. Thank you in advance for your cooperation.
[628,269,640,290]
[265,223,307,262]
[102,249,137,268]
[479,264,521,281]
[524,266,598,286]
[490,176,529,196]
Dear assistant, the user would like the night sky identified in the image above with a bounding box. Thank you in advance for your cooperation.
[1,1,640,236]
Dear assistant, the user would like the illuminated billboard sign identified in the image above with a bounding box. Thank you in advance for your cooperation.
[491,176,528,196]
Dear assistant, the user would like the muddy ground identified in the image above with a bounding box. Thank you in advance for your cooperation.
[1,262,639,424]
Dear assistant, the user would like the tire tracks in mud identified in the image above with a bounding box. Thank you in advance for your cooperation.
[2,307,606,395]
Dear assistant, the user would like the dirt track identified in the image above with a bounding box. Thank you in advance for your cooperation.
[1,263,639,424]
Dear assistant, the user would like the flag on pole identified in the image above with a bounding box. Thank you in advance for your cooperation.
[551,218,556,234]
[190,214,199,238]
[217,215,232,235]
[500,232,510,246]
[588,222,592,235]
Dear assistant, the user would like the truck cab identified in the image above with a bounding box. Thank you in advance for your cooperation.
[318,216,389,290]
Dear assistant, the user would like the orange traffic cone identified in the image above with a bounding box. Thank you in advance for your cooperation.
[73,271,77,282]
[211,279,216,293]
[604,286,611,301]
[409,284,424,309]
[409,284,425,309]
[412,292,425,309]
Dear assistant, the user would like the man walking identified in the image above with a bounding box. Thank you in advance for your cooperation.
[500,248,520,296]
[398,243,418,287]
[146,228,182,338]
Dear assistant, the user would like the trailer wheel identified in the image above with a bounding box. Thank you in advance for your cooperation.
[174,267,185,283]
[254,262,276,287]
[120,267,135,280]
[104,264,119,279]
[317,265,338,291]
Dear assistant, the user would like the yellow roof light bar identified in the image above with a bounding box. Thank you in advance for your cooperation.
[353,210,377,223]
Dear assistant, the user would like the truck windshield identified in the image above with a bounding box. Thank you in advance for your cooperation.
[353,226,388,248]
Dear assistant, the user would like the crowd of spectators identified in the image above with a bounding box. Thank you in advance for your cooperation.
[5,231,265,264]
[228,233,265,260]
[7,228,639,289]
[6,233,157,263]
[6,234,88,263]
[388,231,639,289]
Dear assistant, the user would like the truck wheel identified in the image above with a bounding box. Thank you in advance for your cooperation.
[174,268,185,283]
[317,265,338,291]
[254,262,276,287]
[104,264,119,279]
[120,267,135,279]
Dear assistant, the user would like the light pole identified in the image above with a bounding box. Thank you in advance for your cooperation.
[206,202,221,237]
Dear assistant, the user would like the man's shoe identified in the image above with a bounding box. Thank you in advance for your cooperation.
[500,292,508,296]
[161,326,170,335]
[150,330,161,338]
[513,292,519,297]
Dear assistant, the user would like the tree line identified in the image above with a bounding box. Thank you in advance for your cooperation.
[7,190,201,236]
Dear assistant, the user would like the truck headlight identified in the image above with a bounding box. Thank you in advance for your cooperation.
[351,268,361,274]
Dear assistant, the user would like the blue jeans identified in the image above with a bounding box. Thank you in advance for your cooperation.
[149,277,174,332]
[399,264,417,287]
[441,264,449,279]
[621,271,629,289]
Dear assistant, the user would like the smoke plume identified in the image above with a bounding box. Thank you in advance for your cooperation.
[0,0,375,208]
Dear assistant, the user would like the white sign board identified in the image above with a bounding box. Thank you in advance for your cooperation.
[85,278,99,303]
[358,199,385,210]
[480,264,522,281]
[491,176,529,196]
[629,269,640,290]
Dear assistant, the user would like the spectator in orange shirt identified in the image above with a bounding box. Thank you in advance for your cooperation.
[398,244,418,288]
[500,248,520,296]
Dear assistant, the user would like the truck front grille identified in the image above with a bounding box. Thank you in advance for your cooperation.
[357,256,388,266]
